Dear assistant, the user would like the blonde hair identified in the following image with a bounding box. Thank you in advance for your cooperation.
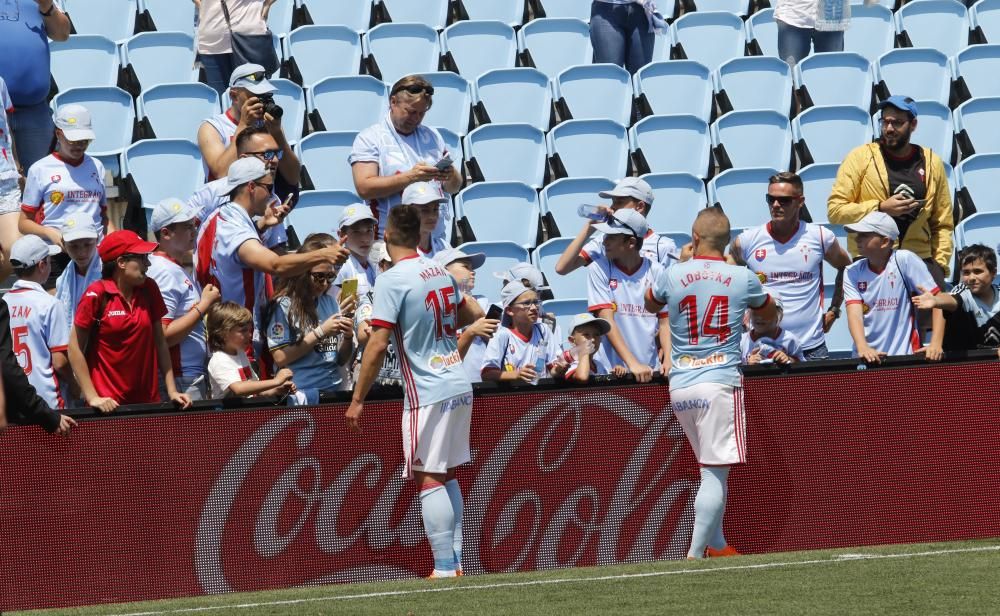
[206,301,253,351]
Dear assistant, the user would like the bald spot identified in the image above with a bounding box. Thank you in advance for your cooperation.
[693,207,731,251]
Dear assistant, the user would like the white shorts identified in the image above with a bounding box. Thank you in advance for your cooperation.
[670,382,746,466]
[401,391,473,480]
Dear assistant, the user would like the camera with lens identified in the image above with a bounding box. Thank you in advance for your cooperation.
[256,93,283,120]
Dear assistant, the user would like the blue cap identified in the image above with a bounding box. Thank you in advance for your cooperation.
[878,95,918,118]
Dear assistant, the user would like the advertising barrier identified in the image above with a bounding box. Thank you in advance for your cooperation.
[3,360,1000,611]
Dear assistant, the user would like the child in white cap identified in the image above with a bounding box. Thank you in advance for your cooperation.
[333,204,379,300]
[53,212,102,333]
[481,281,565,384]
[563,313,622,383]
[434,247,500,384]
[740,294,804,364]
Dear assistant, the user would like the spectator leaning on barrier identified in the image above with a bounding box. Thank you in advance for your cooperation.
[350,75,461,240]
[0,75,25,281]
[481,281,565,384]
[53,212,102,336]
[740,294,805,365]
[148,199,221,401]
[333,205,379,300]
[563,313,618,383]
[353,242,402,388]
[196,0,279,95]
[68,231,194,413]
[774,0,850,66]
[828,95,955,289]
[402,181,450,259]
[730,171,852,360]
[434,248,499,385]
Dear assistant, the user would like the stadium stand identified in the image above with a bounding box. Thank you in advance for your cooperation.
[955,212,1000,253]
[460,0,527,26]
[875,47,952,106]
[670,11,746,72]
[715,56,793,115]
[955,96,1000,157]
[465,123,547,187]
[265,0,296,38]
[298,0,373,31]
[363,23,441,85]
[541,297,590,337]
[139,0,196,36]
[693,0,750,17]
[307,75,387,133]
[547,119,630,180]
[797,163,841,224]
[136,82,221,142]
[296,131,359,192]
[956,153,1000,215]
[540,176,616,238]
[285,190,361,239]
[421,72,474,136]
[455,181,540,248]
[282,25,363,87]
[457,241,531,300]
[533,237,583,299]
[641,172,709,235]
[895,0,970,59]
[793,52,873,110]
[711,110,792,171]
[380,0,450,30]
[792,105,873,166]
[707,167,781,231]
[474,68,553,130]
[633,60,714,119]
[630,114,712,178]
[745,8,778,58]
[120,139,204,229]
[844,4,896,63]
[62,0,138,43]
[49,35,120,93]
[119,32,198,95]
[554,63,633,126]
[953,45,1000,100]
[971,0,1000,43]
[536,0,594,21]
[441,21,518,80]
[517,18,593,80]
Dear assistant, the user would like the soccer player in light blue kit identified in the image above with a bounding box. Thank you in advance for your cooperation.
[346,204,485,579]
[645,208,777,559]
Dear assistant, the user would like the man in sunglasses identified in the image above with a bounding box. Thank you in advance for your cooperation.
[730,171,851,360]
[350,75,461,241]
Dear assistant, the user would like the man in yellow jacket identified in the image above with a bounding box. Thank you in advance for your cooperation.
[827,95,954,288]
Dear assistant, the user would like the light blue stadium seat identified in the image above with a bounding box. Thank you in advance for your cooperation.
[437,127,464,166]
[554,63,633,125]
[641,172,708,235]
[442,21,517,81]
[534,238,584,300]
[538,0,594,20]
[793,52,872,110]
[792,105,873,166]
[465,123,547,187]
[671,11,746,73]
[850,0,895,8]
[422,72,473,136]
[708,167,780,230]
[286,190,363,237]
[692,0,749,17]
[283,26,362,86]
[458,241,531,300]
[547,119,629,180]
[518,18,593,80]
[711,110,792,171]
[895,0,970,59]
[461,0,525,26]
[307,75,387,132]
[957,153,1000,214]
[955,212,1000,248]
[955,97,1000,156]
[541,297,589,341]
[630,114,711,178]
[797,163,840,224]
[823,295,855,357]
[63,0,137,43]
[266,0,296,37]
[456,181,540,248]
[746,8,778,58]
[380,0,449,30]
[295,131,358,191]
[363,23,441,86]
[875,48,951,106]
[266,78,306,144]
[971,0,1000,42]
[873,100,954,163]
[299,0,372,31]
[140,0,196,36]
[541,176,616,237]
[121,139,204,214]
[121,32,197,93]
[51,87,135,177]
[661,230,692,250]
[474,68,552,130]
[954,45,1000,100]
[716,56,793,115]
[137,82,219,142]
[844,4,895,63]
[633,61,713,119]
[49,35,119,92]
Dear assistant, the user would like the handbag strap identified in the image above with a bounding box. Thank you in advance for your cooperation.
[218,0,234,33]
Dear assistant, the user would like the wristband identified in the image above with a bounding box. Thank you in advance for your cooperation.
[313,325,326,340]
[192,305,204,318]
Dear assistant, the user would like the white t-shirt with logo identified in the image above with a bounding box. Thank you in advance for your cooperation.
[2,280,70,409]
[587,255,666,369]
[207,348,256,399]
[148,253,208,380]
[21,153,106,233]
[481,323,562,384]
[740,328,805,362]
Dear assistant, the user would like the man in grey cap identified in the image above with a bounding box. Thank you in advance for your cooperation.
[401,181,450,258]
[555,177,678,277]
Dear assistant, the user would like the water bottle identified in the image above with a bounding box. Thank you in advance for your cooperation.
[577,204,607,222]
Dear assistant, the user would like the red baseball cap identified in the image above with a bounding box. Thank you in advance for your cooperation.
[98,230,158,263]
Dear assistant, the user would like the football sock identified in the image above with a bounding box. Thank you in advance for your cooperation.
[419,482,456,573]
[708,466,731,550]
[445,479,464,570]
[688,465,730,559]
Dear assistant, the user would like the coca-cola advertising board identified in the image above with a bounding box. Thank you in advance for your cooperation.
[3,363,1000,611]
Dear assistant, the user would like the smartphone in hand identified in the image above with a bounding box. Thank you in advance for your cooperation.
[340,278,358,302]
[434,155,453,171]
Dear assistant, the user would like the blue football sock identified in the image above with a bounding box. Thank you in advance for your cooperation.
[688,466,730,559]
[445,479,464,570]
[419,483,456,573]
[708,468,730,550]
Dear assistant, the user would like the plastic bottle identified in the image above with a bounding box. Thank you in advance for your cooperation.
[577,204,607,222]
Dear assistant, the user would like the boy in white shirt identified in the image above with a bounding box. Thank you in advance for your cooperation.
[740,295,805,364]
[434,247,499,383]
[481,281,564,384]
[53,212,102,334]
[333,205,379,300]
[563,313,621,383]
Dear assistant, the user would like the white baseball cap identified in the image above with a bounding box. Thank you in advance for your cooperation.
[61,212,100,242]
[598,177,654,205]
[337,204,378,230]
[569,313,611,336]
[229,63,276,95]
[226,157,269,191]
[434,247,486,269]
[500,280,536,309]
[10,235,61,268]
[151,198,198,232]
[593,208,649,239]
[401,181,447,206]
[497,262,547,290]
[370,241,391,264]
[844,211,900,241]
[54,104,96,142]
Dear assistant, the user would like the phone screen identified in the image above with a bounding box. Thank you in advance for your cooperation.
[340,278,359,302]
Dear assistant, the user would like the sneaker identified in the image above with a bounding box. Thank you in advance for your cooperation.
[427,570,458,579]
[456,568,464,577]
[705,545,741,557]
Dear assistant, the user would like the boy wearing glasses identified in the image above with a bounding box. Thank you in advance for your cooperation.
[333,205,379,299]
[481,281,563,384]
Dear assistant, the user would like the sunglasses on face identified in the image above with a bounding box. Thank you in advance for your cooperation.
[310,272,336,283]
[247,149,283,162]
[242,71,267,83]
[393,84,434,96]
[765,194,799,206]
[252,181,275,192]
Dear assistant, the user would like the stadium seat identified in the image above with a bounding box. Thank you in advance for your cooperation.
[285,190,362,237]
[844,4,895,63]
[299,0,372,31]
[49,35,119,92]
[971,0,1000,43]
[465,123,547,187]
[955,212,1000,248]
[873,100,954,163]
[537,0,593,21]
[51,86,135,177]
[630,114,712,178]
[460,0,526,26]
[120,139,204,214]
[548,119,629,180]
[797,163,840,224]
[307,75,387,133]
[875,48,951,106]
[792,105,873,166]
[955,97,1000,157]
[746,8,778,58]
[261,78,306,145]
[283,26,362,87]
[120,32,197,94]
[295,131,358,192]
[422,72,473,136]
[711,110,792,171]
[474,68,552,130]
[671,11,746,73]
[641,172,708,235]
[850,0,895,8]
[692,0,749,17]
[265,0,296,37]
[140,0,196,36]
[895,0,970,59]
[518,18,593,80]
[716,56,793,115]
[437,127,464,166]
[456,181,540,248]
[541,298,589,341]
[533,237,584,300]
[660,231,692,251]
[708,167,780,230]
[956,153,1000,214]
[456,241,531,300]
[823,295,855,357]
[63,0,137,43]
[541,176,616,238]
[363,23,441,85]
[793,52,873,110]
[633,61,714,120]
[953,45,1000,101]
[554,64,633,126]
[380,0,449,30]
[441,21,518,81]
[136,82,220,142]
